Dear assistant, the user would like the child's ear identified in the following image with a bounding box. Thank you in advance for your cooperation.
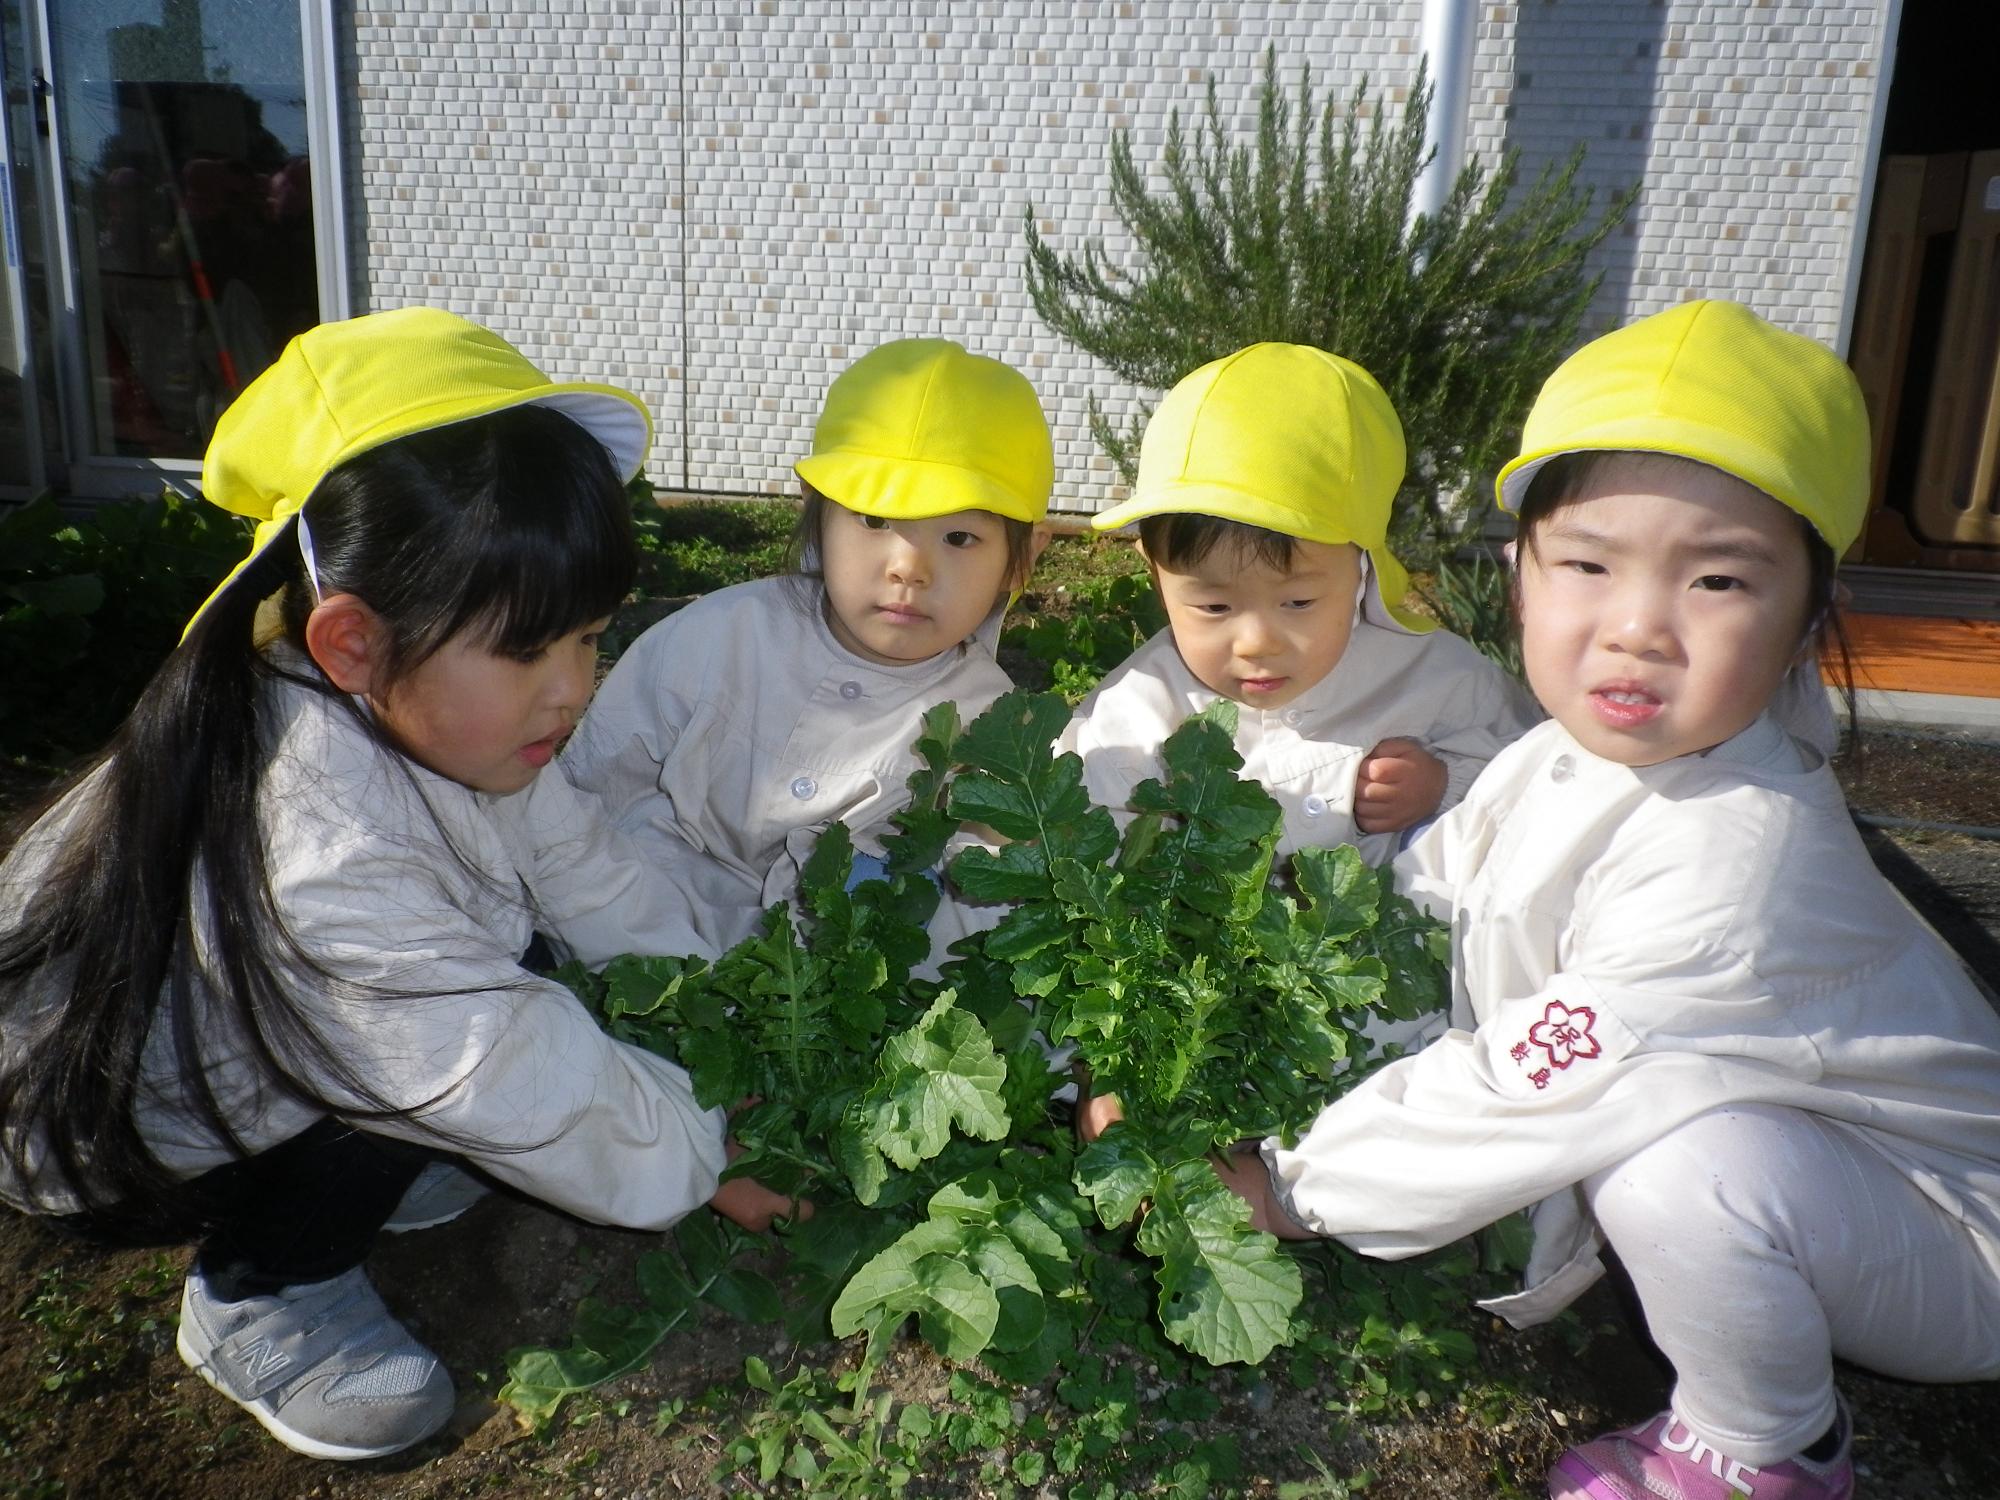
[304,593,389,695]
[1023,523,1054,578]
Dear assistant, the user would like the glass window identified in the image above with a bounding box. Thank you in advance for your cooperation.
[52,0,319,459]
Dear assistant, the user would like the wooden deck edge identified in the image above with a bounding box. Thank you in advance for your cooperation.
[1834,612,2000,700]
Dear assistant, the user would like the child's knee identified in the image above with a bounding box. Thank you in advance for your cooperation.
[1584,1103,1818,1254]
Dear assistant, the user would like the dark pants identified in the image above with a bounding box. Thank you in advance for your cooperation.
[190,1119,431,1296]
[54,1119,430,1298]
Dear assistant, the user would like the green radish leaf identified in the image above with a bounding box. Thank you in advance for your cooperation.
[860,993,1009,1169]
[829,1220,1000,1362]
[1075,1130,1160,1229]
[1138,1159,1303,1366]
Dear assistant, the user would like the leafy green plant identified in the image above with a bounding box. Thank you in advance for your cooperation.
[19,1255,181,1398]
[723,1358,917,1496]
[498,1213,781,1427]
[1002,570,1167,703]
[1,492,247,759]
[508,690,1455,1430]
[1024,51,1634,559]
[1412,549,1523,682]
[939,694,1450,1365]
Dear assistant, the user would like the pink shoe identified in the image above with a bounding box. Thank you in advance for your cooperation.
[1548,1406,1853,1500]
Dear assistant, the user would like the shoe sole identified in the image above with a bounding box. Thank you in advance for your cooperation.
[177,1325,446,1462]
[381,1200,478,1234]
[1546,1455,1631,1500]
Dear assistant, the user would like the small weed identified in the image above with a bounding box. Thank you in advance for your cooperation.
[1277,1446,1373,1498]
[0,1469,64,1500]
[19,1253,180,1399]
[717,1357,917,1496]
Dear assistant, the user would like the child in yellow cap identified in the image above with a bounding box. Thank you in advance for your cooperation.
[1061,342,1539,872]
[0,309,799,1463]
[565,338,1051,942]
[1200,301,2000,1500]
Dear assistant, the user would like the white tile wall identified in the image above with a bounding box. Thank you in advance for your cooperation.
[344,0,1887,510]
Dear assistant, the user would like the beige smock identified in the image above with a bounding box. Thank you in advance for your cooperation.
[1266,712,2000,1327]
[1060,617,1540,865]
[563,576,1015,949]
[0,665,731,1230]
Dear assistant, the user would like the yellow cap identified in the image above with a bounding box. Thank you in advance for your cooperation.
[1495,299,1870,555]
[186,306,652,636]
[1092,342,1429,631]
[793,338,1053,523]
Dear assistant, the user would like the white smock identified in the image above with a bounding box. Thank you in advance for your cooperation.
[1060,613,1539,866]
[563,576,1015,948]
[1265,712,2000,1328]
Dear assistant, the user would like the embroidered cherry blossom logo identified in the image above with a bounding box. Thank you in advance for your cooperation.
[1527,1001,1600,1071]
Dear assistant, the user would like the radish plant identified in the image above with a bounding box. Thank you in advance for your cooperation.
[505,690,1450,1422]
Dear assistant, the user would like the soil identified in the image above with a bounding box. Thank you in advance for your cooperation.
[3,732,1998,1499]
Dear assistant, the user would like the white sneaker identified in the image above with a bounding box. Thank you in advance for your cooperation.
[383,1162,491,1233]
[177,1264,454,1460]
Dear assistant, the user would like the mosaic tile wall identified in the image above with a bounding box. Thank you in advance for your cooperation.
[1466,1,1889,343]
[344,1,1888,511]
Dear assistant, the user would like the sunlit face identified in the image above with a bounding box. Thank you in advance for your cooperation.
[818,503,1021,665]
[1517,460,1815,767]
[370,616,611,794]
[1151,538,1363,710]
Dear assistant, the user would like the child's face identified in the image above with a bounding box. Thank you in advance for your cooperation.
[1517,460,1814,767]
[818,504,1021,665]
[371,615,610,794]
[1151,538,1363,710]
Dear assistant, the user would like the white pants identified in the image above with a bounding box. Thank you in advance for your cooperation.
[1583,1104,2000,1465]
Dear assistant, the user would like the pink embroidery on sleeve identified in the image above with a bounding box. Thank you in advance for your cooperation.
[1527,1001,1601,1071]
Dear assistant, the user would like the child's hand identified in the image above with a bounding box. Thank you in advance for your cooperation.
[1077,1089,1125,1143]
[709,1134,814,1233]
[710,1171,811,1233]
[1211,1147,1317,1241]
[1354,737,1448,834]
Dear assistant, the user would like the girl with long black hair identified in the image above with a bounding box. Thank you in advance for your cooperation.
[0,308,792,1461]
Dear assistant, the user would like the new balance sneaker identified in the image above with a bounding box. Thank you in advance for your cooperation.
[177,1263,454,1460]
[1549,1405,1853,1500]
[383,1161,491,1233]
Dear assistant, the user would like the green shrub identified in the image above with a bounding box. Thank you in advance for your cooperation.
[0,492,247,760]
[1002,570,1167,704]
[1025,51,1634,563]
[1412,550,1523,683]
[627,480,797,598]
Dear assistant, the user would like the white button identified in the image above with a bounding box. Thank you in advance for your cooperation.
[1550,755,1574,784]
[790,776,817,800]
[1302,795,1327,817]
[840,680,863,700]
[1282,708,1304,727]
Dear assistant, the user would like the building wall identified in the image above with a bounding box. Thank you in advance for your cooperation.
[344,1,1888,513]
[1468,1,1890,346]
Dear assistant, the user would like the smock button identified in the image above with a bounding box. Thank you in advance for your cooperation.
[790,776,817,800]
[1282,708,1304,727]
[1302,794,1328,817]
[1550,754,1574,784]
[839,680,863,700]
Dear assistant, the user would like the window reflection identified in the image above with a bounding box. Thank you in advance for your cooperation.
[59,1,317,458]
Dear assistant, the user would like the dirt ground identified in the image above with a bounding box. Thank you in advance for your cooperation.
[2,729,1998,1499]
